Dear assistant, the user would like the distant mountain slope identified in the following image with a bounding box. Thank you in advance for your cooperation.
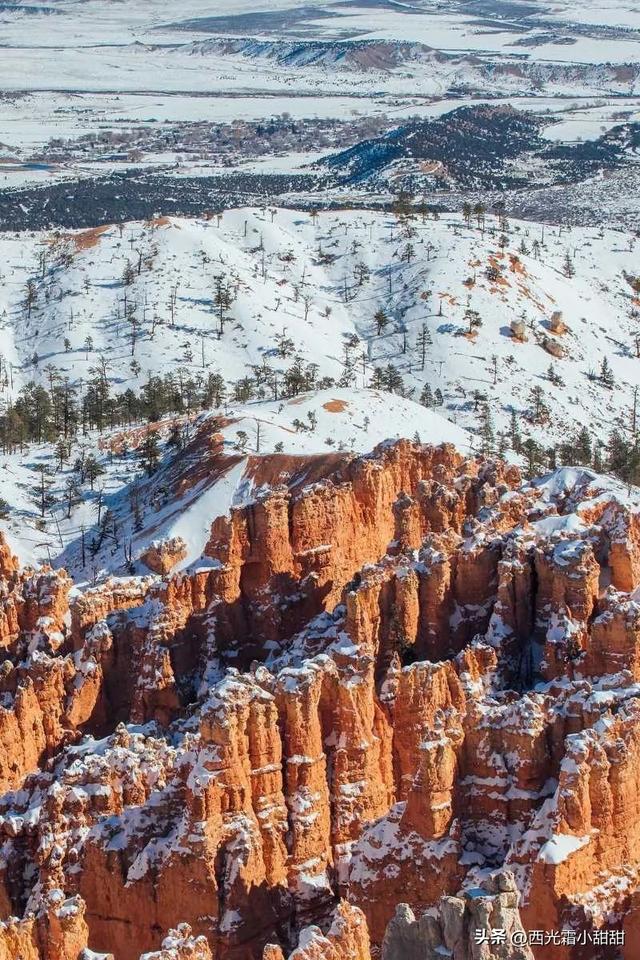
[0,205,635,572]
[320,104,640,188]
[176,35,640,95]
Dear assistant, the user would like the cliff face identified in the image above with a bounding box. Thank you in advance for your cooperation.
[381,871,534,960]
[203,440,518,656]
[1,449,640,960]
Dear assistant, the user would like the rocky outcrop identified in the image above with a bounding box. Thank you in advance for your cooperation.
[382,872,533,960]
[0,534,18,582]
[515,690,640,954]
[535,538,600,680]
[140,537,188,576]
[0,908,215,960]
[584,588,640,679]
[1,448,640,960]
[70,576,155,647]
[203,441,519,652]
[139,924,213,960]
[0,892,94,960]
[263,902,371,960]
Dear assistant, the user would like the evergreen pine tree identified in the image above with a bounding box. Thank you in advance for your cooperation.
[420,384,434,408]
[607,429,628,476]
[574,427,592,465]
[374,308,389,336]
[138,431,161,476]
[563,251,575,278]
[509,409,522,453]
[600,356,614,389]
[85,454,105,490]
[522,438,544,479]
[479,403,495,455]
[593,442,604,473]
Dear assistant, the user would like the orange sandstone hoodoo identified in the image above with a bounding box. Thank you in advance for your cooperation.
[0,440,638,959]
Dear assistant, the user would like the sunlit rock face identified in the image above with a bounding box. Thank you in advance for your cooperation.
[0,446,639,959]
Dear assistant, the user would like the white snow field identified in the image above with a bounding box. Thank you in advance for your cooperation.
[0,208,636,444]
[0,206,637,574]
[2,0,640,188]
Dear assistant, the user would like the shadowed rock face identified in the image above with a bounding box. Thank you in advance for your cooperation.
[0,441,639,959]
[382,872,534,960]
[202,438,502,659]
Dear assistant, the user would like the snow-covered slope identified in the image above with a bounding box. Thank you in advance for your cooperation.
[1,206,638,575]
[2,0,640,94]
[0,388,471,576]
[0,207,637,448]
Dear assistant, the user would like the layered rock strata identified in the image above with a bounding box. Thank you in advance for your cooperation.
[0,444,638,959]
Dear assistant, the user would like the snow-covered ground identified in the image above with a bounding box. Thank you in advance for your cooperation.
[0,206,637,574]
[0,208,636,445]
[3,94,639,197]
[2,0,639,70]
[1,0,640,190]
[0,387,471,576]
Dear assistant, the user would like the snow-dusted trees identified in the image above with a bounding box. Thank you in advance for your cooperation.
[122,261,135,286]
[401,242,415,263]
[416,323,432,371]
[25,279,38,318]
[527,385,549,424]
[547,363,564,387]
[63,476,82,519]
[420,383,434,407]
[202,372,226,408]
[13,383,54,443]
[563,251,575,278]
[369,364,405,396]
[0,406,27,453]
[573,427,592,465]
[84,454,105,490]
[600,356,615,389]
[477,404,494,454]
[31,464,54,519]
[374,308,389,335]
[213,274,235,337]
[353,261,370,286]
[521,438,546,479]
[138,430,161,477]
[473,202,486,231]
[465,308,482,335]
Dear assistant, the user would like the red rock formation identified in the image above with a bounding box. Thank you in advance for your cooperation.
[1,444,640,960]
[0,534,18,581]
[70,575,155,647]
[141,536,188,576]
[516,693,640,957]
[583,589,640,679]
[0,892,94,960]
[263,902,371,960]
[203,441,516,650]
[535,538,600,680]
